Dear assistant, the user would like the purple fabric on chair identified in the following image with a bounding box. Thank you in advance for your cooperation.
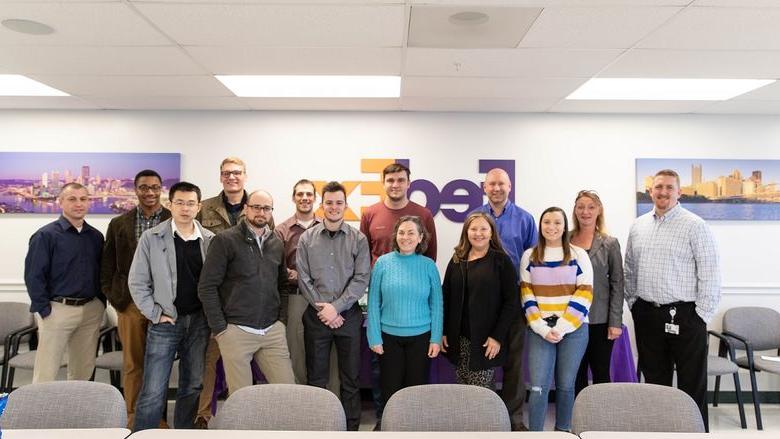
[211,358,268,415]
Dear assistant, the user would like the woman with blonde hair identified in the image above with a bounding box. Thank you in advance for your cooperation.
[441,212,518,389]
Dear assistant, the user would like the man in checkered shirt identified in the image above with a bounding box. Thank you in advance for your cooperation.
[625,168,721,430]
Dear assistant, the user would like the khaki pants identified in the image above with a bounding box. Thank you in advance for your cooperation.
[33,298,105,383]
[285,294,340,394]
[196,337,221,421]
[216,321,296,396]
[116,302,150,428]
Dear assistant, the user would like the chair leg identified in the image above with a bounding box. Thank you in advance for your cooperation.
[732,372,747,429]
[748,368,762,430]
[110,370,121,389]
[7,367,15,391]
[713,375,721,406]
[1,362,7,392]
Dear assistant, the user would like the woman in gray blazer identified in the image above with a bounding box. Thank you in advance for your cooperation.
[570,190,624,394]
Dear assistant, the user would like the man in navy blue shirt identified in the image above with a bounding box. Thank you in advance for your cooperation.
[24,182,106,383]
[473,168,537,431]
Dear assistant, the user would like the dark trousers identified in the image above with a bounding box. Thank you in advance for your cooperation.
[379,331,431,404]
[303,304,362,431]
[632,299,708,430]
[501,316,528,429]
[575,323,615,395]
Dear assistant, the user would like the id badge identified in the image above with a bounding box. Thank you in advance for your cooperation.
[664,323,680,335]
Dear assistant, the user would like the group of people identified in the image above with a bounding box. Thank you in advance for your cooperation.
[23,157,720,433]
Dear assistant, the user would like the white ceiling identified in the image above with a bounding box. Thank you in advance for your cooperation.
[1,0,780,113]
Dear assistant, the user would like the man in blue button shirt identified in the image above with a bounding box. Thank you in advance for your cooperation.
[472,168,537,431]
[24,182,106,383]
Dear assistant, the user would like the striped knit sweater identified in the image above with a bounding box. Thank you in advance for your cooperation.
[520,245,594,338]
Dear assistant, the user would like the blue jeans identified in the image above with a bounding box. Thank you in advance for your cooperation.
[133,312,210,431]
[526,324,588,431]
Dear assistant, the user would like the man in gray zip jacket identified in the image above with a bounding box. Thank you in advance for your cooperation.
[128,182,214,431]
[198,189,295,397]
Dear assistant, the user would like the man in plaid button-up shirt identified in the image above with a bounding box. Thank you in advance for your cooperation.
[625,168,721,430]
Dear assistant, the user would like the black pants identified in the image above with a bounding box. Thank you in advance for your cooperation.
[304,304,362,431]
[575,323,615,395]
[379,331,431,404]
[632,299,708,430]
[501,315,527,429]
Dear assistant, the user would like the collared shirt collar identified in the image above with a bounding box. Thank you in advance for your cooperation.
[221,190,248,209]
[489,199,513,218]
[295,215,321,229]
[319,220,349,235]
[653,202,682,222]
[57,215,87,233]
[172,220,203,242]
[137,205,163,220]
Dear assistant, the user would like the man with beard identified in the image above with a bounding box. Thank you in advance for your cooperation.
[198,190,295,396]
[273,179,339,392]
[102,169,171,428]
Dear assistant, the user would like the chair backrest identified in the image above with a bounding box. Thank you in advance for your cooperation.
[571,383,704,434]
[0,381,126,429]
[382,384,510,431]
[723,307,780,351]
[211,384,345,431]
[0,302,33,341]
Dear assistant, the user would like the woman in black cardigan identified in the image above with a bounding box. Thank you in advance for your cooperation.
[441,212,519,389]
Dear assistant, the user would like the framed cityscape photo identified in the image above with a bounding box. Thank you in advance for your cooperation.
[0,152,180,215]
[636,158,780,221]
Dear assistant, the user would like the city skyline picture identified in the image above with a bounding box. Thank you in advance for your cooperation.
[636,158,780,221]
[0,152,180,214]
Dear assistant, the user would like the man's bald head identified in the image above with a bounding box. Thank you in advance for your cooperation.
[483,168,512,208]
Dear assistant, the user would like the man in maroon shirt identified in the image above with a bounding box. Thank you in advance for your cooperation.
[359,162,438,429]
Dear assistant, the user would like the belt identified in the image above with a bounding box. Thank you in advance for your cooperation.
[639,298,692,308]
[52,296,94,306]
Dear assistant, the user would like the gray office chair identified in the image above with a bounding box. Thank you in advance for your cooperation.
[0,302,34,392]
[571,382,705,434]
[722,306,780,431]
[211,384,346,430]
[707,330,747,429]
[94,325,122,388]
[0,381,126,429]
[382,384,510,431]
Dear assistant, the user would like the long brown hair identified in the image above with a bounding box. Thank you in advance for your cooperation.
[452,212,505,263]
[530,207,571,265]
[571,190,607,236]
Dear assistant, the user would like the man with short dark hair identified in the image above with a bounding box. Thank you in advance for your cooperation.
[298,182,370,431]
[129,181,214,431]
[472,167,536,431]
[25,182,106,383]
[102,169,171,427]
[199,189,296,396]
[625,169,720,429]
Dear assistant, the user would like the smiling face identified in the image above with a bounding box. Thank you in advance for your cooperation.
[541,210,565,246]
[395,220,423,255]
[135,175,162,211]
[483,169,512,207]
[220,162,246,195]
[293,182,316,215]
[383,171,410,203]
[467,216,492,253]
[651,174,681,215]
[321,190,347,224]
[574,195,601,231]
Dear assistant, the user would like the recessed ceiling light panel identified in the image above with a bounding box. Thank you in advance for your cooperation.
[0,75,69,96]
[215,75,401,98]
[449,11,489,26]
[2,18,54,35]
[567,78,776,101]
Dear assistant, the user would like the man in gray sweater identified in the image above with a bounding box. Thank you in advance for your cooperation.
[198,189,295,396]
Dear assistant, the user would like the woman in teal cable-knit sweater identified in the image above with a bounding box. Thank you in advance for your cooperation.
[367,215,443,403]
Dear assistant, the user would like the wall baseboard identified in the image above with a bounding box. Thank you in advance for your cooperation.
[709,391,780,404]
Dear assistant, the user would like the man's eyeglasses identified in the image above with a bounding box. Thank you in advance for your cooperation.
[247,204,273,213]
[221,170,244,178]
[172,200,199,208]
[137,185,162,193]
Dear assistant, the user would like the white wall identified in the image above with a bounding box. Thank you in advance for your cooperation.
[1,110,779,390]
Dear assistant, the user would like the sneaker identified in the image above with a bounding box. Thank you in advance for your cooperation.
[194,417,209,429]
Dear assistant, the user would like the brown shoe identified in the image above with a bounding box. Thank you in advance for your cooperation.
[512,423,529,431]
[194,417,209,429]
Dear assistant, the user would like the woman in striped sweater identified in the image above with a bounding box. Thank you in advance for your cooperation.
[520,206,594,432]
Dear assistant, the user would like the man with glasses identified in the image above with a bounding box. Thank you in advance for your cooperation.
[297,182,371,431]
[198,190,296,396]
[472,167,536,431]
[128,182,214,431]
[101,169,171,428]
[195,157,249,427]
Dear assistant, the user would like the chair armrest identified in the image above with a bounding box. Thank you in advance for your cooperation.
[97,326,118,354]
[8,325,38,356]
[722,330,757,370]
[708,330,737,361]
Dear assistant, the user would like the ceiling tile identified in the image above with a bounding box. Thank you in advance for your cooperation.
[84,96,250,110]
[27,75,233,97]
[0,46,206,75]
[601,49,780,78]
[0,96,98,109]
[242,97,400,111]
[549,99,712,113]
[696,99,780,114]
[134,3,405,47]
[519,6,682,49]
[692,1,780,6]
[401,96,558,112]
[402,76,586,99]
[731,81,780,101]
[185,47,401,75]
[405,48,621,77]
[0,2,168,46]
[639,7,780,50]
[408,6,541,49]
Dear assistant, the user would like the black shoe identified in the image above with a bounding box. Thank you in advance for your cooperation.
[194,417,209,429]
[373,420,382,431]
